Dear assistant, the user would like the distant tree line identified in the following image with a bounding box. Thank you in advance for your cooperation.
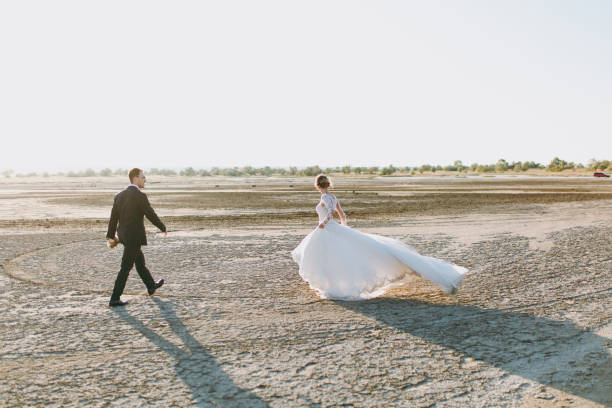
[2,158,610,178]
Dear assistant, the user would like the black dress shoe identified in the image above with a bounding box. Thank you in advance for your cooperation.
[109,299,128,307]
[148,279,164,296]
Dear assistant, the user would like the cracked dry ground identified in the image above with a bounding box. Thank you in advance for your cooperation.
[1,204,611,407]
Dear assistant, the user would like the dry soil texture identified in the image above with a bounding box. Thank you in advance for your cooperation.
[1,176,611,407]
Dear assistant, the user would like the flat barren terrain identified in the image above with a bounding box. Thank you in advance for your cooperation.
[1,175,611,407]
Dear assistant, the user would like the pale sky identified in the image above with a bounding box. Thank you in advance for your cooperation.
[1,1,610,172]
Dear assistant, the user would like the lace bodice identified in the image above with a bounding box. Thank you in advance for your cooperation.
[316,193,346,226]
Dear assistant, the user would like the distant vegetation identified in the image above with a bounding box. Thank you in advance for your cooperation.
[2,158,610,178]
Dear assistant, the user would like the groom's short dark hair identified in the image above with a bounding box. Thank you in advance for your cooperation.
[128,168,143,182]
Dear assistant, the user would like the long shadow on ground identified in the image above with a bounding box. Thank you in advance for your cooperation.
[113,298,269,408]
[336,298,612,406]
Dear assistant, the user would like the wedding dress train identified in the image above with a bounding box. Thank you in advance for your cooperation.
[292,193,467,300]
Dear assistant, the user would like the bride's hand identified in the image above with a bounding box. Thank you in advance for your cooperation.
[318,223,325,229]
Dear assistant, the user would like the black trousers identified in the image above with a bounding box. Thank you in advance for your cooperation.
[111,244,155,300]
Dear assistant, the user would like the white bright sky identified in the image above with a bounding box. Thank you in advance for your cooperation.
[1,1,610,172]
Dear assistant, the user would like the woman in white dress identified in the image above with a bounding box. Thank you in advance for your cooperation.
[292,174,467,300]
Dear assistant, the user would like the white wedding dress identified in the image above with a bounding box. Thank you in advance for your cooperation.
[292,193,467,300]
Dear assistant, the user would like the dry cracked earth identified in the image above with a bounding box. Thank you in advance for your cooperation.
[0,176,611,407]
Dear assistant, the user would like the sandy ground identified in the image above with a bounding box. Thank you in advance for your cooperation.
[0,176,611,407]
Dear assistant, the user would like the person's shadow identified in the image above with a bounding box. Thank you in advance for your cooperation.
[113,298,269,407]
[336,298,612,406]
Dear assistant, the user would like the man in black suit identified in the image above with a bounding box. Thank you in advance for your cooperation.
[106,168,167,307]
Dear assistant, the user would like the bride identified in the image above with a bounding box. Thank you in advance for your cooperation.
[292,174,467,300]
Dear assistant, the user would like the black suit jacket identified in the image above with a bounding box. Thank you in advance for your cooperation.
[106,186,166,246]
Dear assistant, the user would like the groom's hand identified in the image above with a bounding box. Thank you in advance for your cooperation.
[161,231,167,237]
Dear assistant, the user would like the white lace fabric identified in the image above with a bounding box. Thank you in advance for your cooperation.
[317,193,346,226]
[292,194,467,300]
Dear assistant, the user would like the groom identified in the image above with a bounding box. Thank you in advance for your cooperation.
[106,168,167,307]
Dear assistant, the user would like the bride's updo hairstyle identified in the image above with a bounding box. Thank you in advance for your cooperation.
[315,174,331,189]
